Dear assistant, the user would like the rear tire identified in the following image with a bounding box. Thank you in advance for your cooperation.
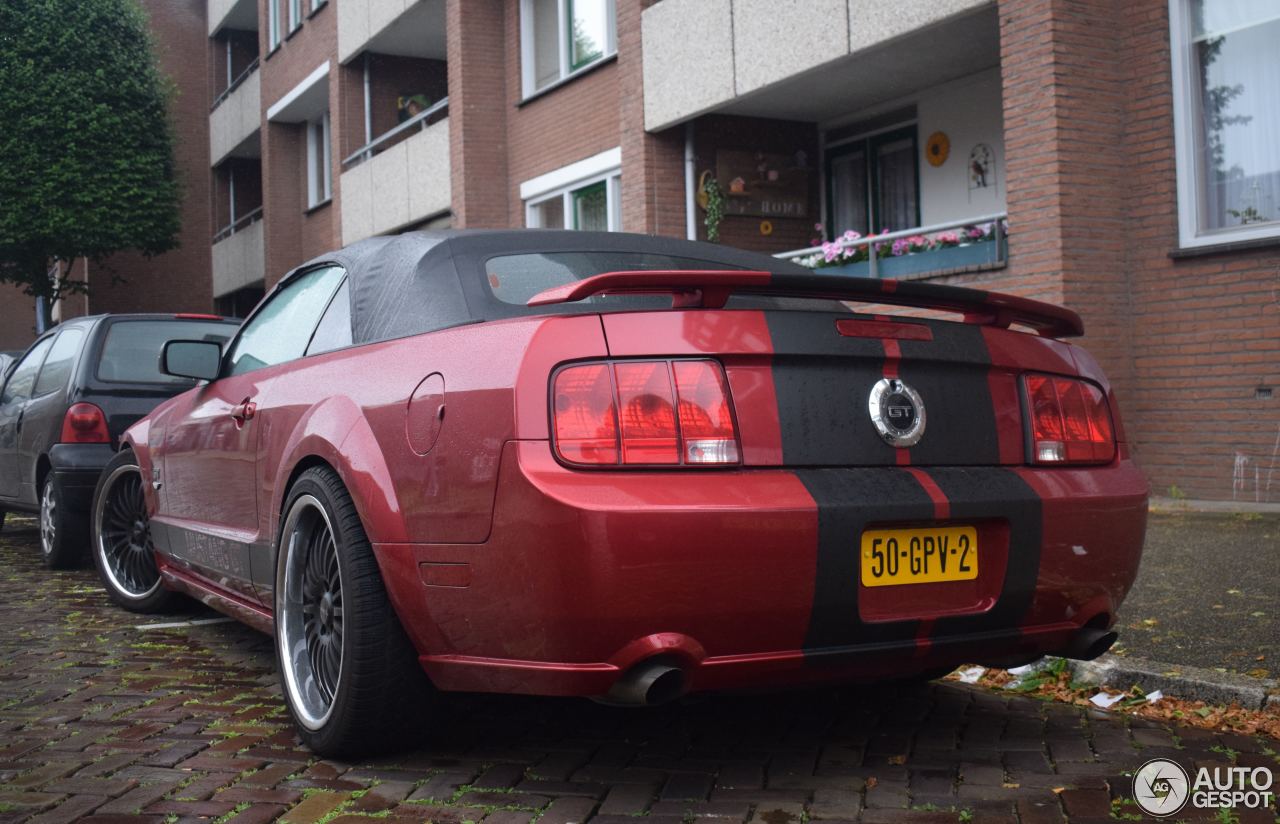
[91,450,177,613]
[40,475,88,569]
[275,466,434,757]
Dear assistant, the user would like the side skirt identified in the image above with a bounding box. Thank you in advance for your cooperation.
[158,561,274,635]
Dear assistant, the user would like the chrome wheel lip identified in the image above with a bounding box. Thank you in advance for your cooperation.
[277,494,344,732]
[94,464,162,600]
[40,481,56,556]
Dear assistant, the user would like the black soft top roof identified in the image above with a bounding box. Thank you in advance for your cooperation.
[291,229,809,345]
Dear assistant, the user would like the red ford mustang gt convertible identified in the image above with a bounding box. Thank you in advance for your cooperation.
[92,230,1147,755]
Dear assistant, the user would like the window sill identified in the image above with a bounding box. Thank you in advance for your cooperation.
[285,24,302,41]
[517,54,617,108]
[308,0,326,18]
[265,43,281,60]
[1169,233,1280,259]
[305,197,332,215]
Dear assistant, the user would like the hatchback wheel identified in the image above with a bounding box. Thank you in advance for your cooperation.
[92,451,176,612]
[275,467,433,756]
[40,476,87,569]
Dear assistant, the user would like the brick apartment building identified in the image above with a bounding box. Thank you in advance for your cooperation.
[1,0,1276,502]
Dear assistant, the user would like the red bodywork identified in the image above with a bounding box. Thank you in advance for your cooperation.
[124,270,1148,698]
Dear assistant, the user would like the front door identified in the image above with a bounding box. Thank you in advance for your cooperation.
[153,264,346,605]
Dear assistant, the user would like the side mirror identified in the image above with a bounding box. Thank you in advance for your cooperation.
[162,340,222,382]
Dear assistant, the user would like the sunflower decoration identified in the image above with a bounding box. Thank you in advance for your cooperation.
[925,131,950,167]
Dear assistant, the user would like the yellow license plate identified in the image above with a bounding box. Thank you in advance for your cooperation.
[860,526,978,587]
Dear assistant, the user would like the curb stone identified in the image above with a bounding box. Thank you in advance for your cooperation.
[1068,653,1280,710]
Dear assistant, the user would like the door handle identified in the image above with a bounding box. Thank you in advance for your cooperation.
[230,399,257,427]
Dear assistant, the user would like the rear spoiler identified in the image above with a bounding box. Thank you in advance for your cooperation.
[527,270,1084,338]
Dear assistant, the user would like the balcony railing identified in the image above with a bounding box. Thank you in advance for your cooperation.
[211,58,260,113]
[775,212,1007,280]
[342,97,449,170]
[213,205,264,244]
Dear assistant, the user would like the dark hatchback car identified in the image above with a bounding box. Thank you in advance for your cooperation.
[0,314,238,565]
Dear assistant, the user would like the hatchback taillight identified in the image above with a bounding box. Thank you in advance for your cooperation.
[60,402,110,444]
[552,360,740,467]
[1023,374,1114,464]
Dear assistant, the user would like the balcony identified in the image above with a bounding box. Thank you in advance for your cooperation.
[210,60,261,166]
[338,0,446,65]
[641,0,996,130]
[209,0,258,37]
[776,213,1007,281]
[212,209,266,299]
[340,100,450,243]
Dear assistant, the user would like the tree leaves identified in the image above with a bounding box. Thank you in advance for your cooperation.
[0,0,181,301]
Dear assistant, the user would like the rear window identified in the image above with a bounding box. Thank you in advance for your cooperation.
[97,320,236,384]
[483,251,852,316]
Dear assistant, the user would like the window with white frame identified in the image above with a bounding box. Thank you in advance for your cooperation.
[289,0,302,32]
[522,149,621,231]
[307,112,332,208]
[1170,0,1280,247]
[521,0,616,97]
[311,0,326,11]
[267,0,282,50]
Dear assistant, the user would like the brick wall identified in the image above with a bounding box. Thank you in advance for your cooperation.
[258,0,340,286]
[0,286,38,350]
[447,0,510,228]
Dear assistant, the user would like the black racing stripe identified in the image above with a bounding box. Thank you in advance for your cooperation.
[765,311,894,465]
[895,322,1001,466]
[925,467,1043,635]
[796,468,935,651]
[764,311,1003,466]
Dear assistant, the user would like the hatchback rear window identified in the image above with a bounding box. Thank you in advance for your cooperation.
[97,320,235,384]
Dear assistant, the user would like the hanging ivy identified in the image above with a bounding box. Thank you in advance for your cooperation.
[703,177,724,243]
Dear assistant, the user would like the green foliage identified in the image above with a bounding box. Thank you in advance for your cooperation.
[703,177,724,243]
[0,0,180,304]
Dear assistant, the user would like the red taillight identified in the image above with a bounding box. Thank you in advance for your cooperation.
[552,360,740,467]
[1024,374,1114,464]
[60,403,110,444]
[552,363,618,465]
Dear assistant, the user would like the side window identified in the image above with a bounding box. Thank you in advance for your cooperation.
[225,265,346,377]
[33,328,85,396]
[0,336,55,405]
[306,279,352,356]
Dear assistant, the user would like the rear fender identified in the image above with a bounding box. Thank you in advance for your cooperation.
[267,396,405,547]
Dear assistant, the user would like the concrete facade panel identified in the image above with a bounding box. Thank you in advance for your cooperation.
[641,0,734,131]
[847,0,990,52]
[210,68,261,164]
[733,0,848,96]
[211,219,266,297]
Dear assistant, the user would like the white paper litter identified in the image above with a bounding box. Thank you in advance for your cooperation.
[955,666,986,684]
[1090,691,1125,708]
[1008,663,1038,676]
[1145,690,1163,704]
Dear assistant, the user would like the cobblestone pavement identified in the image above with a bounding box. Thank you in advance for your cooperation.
[1,515,1277,824]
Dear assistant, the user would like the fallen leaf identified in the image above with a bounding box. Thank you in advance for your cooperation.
[1051,787,1065,795]
[1141,618,1159,626]
[1002,782,1020,789]
[866,777,878,789]
[1227,589,1243,595]
[888,755,907,765]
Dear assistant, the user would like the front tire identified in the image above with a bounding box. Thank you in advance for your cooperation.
[275,467,433,757]
[40,475,87,569]
[91,450,177,612]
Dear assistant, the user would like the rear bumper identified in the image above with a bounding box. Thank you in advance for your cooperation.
[48,443,114,511]
[374,441,1148,697]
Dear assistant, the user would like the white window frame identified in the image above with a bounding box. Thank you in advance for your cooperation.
[267,0,282,50]
[519,0,617,99]
[288,0,302,32]
[311,0,326,12]
[521,147,622,231]
[1168,0,1280,249]
[306,111,332,209]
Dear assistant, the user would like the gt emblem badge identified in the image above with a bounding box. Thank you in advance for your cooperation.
[868,378,926,448]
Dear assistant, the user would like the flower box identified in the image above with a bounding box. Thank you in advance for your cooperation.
[811,238,1006,279]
